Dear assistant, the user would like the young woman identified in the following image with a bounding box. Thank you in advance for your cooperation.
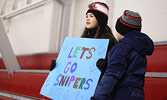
[50,1,117,82]
[80,2,117,81]
[81,2,117,52]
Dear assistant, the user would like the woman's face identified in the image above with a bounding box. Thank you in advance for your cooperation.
[116,31,124,41]
[86,13,98,29]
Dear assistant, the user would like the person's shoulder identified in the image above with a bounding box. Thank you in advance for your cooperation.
[108,42,131,55]
[107,42,132,61]
[116,41,131,50]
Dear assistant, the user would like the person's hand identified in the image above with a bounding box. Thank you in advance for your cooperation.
[50,59,56,71]
[96,58,108,73]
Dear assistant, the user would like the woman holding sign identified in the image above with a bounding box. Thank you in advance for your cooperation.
[81,1,117,82]
[50,1,117,82]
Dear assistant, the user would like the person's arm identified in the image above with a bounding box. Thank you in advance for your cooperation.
[91,44,128,100]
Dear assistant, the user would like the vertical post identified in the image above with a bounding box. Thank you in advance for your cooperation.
[0,20,20,75]
[10,0,16,12]
[57,0,72,50]
[0,0,5,15]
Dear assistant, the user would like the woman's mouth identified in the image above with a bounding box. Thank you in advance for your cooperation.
[86,22,90,24]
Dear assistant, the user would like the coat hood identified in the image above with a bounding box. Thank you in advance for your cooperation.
[120,31,154,56]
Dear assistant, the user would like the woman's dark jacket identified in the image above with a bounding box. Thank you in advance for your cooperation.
[91,31,154,100]
[85,28,116,82]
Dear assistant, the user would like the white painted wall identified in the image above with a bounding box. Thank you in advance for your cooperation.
[111,0,167,42]
[0,0,167,55]
[1,0,61,55]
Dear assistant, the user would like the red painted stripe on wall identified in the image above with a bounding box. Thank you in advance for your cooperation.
[144,77,167,100]
[0,72,51,100]
[0,53,58,70]
[0,72,167,100]
[147,45,167,72]
[0,45,167,72]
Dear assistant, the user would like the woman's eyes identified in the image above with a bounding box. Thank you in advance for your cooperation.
[86,15,94,18]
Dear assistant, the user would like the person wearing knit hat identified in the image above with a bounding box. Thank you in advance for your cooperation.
[81,1,117,46]
[91,10,154,100]
[115,10,142,36]
[49,1,117,84]
[86,2,109,26]
[81,1,117,83]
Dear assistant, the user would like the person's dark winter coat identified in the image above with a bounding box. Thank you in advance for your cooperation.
[91,31,154,100]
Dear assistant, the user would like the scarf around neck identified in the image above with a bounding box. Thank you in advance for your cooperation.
[87,27,98,38]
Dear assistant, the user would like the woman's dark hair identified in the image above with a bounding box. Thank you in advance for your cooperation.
[81,25,118,52]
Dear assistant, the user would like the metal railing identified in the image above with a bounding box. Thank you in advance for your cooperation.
[0,0,59,19]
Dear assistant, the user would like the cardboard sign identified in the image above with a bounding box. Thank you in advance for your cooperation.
[40,37,109,100]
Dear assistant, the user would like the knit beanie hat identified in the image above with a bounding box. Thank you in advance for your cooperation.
[115,10,142,36]
[86,2,109,26]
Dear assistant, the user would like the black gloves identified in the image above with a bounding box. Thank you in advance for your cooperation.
[96,58,108,73]
[50,58,108,72]
[50,59,56,71]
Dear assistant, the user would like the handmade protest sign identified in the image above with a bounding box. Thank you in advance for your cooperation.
[40,37,109,100]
